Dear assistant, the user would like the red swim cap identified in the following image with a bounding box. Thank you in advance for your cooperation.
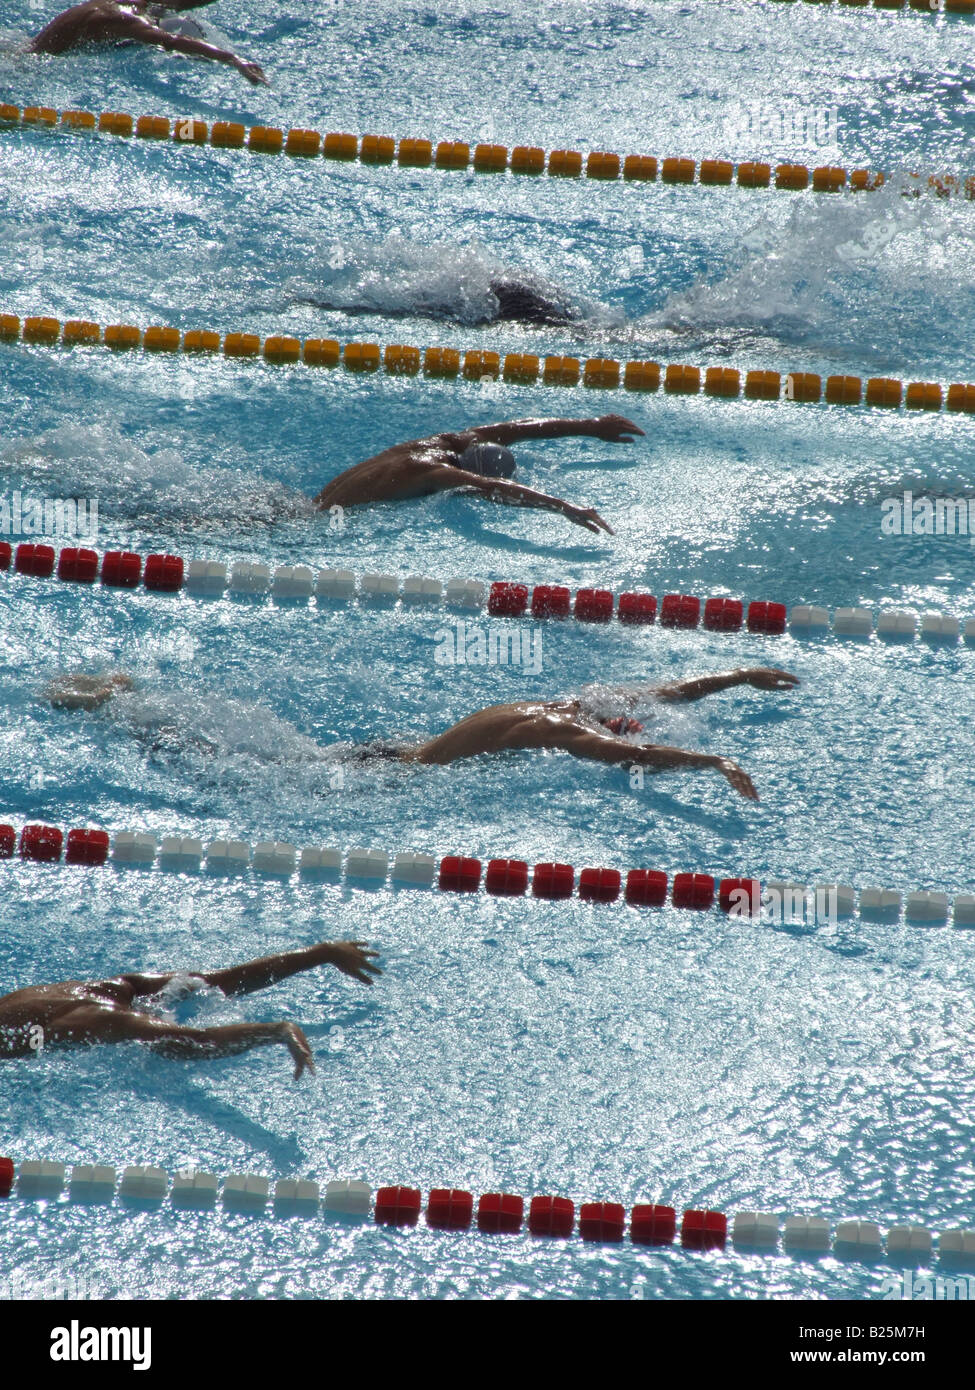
[603,716,644,735]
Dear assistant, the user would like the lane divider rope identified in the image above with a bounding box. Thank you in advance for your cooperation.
[1,100,973,199]
[2,543,973,647]
[2,821,971,928]
[4,312,975,418]
[1,1157,971,1264]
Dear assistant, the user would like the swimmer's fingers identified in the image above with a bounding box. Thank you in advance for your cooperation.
[239,60,270,86]
[595,414,646,443]
[566,504,614,535]
[281,1023,316,1079]
[329,942,383,984]
[744,667,800,691]
[717,758,759,801]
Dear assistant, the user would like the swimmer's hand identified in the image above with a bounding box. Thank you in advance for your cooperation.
[714,757,759,800]
[740,668,800,692]
[238,59,270,86]
[563,502,614,535]
[592,414,645,444]
[279,1022,315,1079]
[326,941,382,986]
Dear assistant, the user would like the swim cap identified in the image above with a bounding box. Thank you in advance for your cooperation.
[603,716,644,736]
[457,442,517,479]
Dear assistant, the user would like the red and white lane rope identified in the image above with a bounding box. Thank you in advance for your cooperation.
[2,542,972,645]
[1,1157,970,1265]
[2,821,971,928]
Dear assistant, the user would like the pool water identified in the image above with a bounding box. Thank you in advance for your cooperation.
[2,0,975,1299]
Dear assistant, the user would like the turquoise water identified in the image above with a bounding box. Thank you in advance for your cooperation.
[2,0,975,1299]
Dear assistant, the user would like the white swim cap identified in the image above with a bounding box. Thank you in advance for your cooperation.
[457,442,517,479]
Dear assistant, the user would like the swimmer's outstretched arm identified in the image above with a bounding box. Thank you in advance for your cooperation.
[614,668,801,706]
[197,940,382,995]
[459,414,645,447]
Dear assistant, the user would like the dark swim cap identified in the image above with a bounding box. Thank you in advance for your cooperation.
[457,442,517,479]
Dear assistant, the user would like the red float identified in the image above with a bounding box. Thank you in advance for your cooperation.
[528,1195,575,1237]
[101,551,142,588]
[578,867,621,903]
[19,824,63,862]
[144,553,184,592]
[485,858,529,896]
[57,547,99,583]
[618,592,657,625]
[531,862,575,899]
[718,876,761,915]
[374,1186,421,1226]
[65,829,110,866]
[630,1203,676,1245]
[530,584,570,619]
[438,855,482,892]
[747,600,787,634]
[574,588,613,622]
[0,541,12,570]
[672,872,715,910]
[624,868,668,906]
[703,597,743,632]
[579,1201,625,1242]
[488,581,529,617]
[660,593,701,628]
[0,1157,13,1198]
[0,825,15,858]
[477,1193,523,1234]
[14,543,55,578]
[426,1188,473,1230]
[681,1208,727,1250]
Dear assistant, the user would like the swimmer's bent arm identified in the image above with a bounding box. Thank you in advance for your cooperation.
[437,465,613,535]
[95,1012,316,1080]
[127,19,269,85]
[555,725,759,800]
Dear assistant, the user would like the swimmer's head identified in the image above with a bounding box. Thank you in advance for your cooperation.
[457,442,517,480]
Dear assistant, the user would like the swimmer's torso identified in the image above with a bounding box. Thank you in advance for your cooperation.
[408,699,588,764]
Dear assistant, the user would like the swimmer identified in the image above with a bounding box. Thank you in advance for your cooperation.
[46,668,797,800]
[28,3,269,86]
[0,940,381,1079]
[314,413,646,535]
[370,667,800,799]
[296,276,579,329]
[46,672,134,711]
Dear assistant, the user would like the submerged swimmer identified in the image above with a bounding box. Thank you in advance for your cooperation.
[314,413,646,535]
[28,2,269,86]
[0,940,380,1079]
[48,667,799,800]
[296,276,579,329]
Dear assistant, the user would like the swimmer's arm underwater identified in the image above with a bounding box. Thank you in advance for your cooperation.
[533,722,760,800]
